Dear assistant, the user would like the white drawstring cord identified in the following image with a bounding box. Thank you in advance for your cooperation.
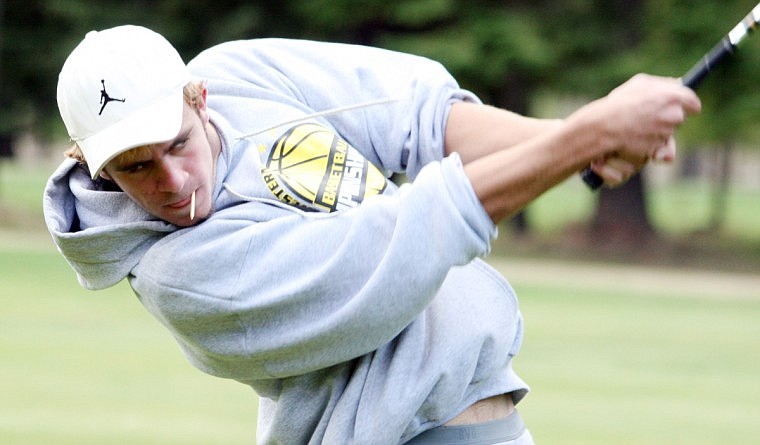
[235,97,402,140]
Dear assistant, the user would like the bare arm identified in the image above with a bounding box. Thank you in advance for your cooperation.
[445,74,701,224]
[444,103,564,164]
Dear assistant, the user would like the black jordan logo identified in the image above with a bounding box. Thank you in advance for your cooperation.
[99,79,125,115]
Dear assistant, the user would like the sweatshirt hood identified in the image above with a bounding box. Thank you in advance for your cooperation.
[42,159,175,290]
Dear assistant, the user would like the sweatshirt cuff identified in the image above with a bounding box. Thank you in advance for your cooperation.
[440,153,498,249]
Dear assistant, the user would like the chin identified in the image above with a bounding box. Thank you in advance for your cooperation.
[171,207,214,228]
[172,219,200,228]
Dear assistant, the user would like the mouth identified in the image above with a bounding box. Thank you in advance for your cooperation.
[167,193,193,210]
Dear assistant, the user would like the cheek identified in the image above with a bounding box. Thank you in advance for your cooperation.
[109,172,160,206]
[190,142,214,178]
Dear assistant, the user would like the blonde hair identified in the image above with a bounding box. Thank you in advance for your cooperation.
[64,81,206,164]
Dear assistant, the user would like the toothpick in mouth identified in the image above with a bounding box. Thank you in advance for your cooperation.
[190,190,196,221]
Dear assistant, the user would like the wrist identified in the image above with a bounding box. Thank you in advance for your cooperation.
[563,98,618,163]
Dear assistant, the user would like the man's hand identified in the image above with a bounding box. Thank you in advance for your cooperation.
[580,74,701,187]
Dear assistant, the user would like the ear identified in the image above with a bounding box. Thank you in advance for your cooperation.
[99,170,112,181]
[196,87,210,123]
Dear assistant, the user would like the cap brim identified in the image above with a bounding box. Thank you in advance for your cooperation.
[79,89,185,179]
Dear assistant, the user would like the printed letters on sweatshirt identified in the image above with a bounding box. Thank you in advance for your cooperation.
[262,123,388,212]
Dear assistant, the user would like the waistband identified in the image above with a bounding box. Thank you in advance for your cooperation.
[404,410,526,445]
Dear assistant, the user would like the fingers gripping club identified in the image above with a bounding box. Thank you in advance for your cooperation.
[581,2,760,190]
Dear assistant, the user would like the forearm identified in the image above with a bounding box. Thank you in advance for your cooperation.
[444,102,564,164]
[445,101,600,223]
[462,118,599,223]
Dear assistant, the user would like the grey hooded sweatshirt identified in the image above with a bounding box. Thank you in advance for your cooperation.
[44,39,528,444]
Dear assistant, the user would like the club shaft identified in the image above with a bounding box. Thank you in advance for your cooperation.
[681,37,735,90]
[682,3,759,89]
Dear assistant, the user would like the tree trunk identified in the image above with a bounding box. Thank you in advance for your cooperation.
[495,74,533,236]
[708,143,733,232]
[588,0,653,248]
[0,134,13,203]
[590,173,655,246]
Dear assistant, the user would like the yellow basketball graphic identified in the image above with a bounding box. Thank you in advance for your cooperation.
[263,123,387,212]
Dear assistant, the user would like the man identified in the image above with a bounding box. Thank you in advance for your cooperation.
[44,25,700,444]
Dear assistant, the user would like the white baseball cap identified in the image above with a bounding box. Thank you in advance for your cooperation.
[57,25,191,179]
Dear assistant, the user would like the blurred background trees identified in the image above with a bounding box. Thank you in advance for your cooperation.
[2,0,759,248]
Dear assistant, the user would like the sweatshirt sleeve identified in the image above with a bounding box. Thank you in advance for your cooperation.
[187,38,482,179]
[129,154,496,382]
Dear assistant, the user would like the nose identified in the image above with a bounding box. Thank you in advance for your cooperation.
[156,158,188,194]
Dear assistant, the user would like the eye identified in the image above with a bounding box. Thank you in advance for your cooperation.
[125,163,148,174]
[171,138,189,152]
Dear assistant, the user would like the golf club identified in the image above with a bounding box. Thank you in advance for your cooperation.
[580,2,760,190]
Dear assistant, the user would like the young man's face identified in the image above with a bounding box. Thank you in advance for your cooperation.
[101,96,220,227]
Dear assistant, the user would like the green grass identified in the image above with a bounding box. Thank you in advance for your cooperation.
[0,234,258,445]
[649,180,760,238]
[0,161,49,216]
[524,175,760,240]
[513,282,760,444]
